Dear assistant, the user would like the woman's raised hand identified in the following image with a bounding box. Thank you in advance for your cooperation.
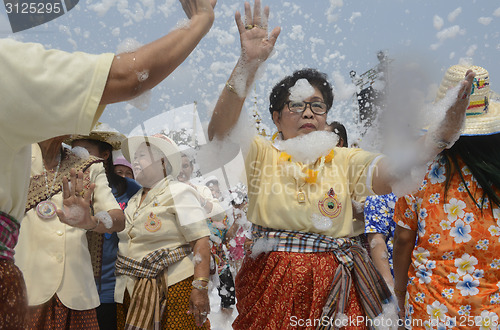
[56,168,97,230]
[235,0,281,64]
[432,69,475,150]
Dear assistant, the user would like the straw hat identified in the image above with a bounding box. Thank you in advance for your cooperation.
[121,133,181,178]
[66,122,126,150]
[436,65,500,136]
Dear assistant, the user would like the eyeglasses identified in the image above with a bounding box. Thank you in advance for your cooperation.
[286,101,328,115]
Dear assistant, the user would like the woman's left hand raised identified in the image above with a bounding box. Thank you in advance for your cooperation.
[56,168,97,230]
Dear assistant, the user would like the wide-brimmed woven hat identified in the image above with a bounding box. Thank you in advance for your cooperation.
[65,122,126,150]
[121,133,181,178]
[436,64,500,136]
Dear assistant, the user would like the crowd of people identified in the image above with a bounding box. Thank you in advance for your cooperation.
[1,0,499,329]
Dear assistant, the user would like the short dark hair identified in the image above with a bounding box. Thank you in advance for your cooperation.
[269,68,334,117]
[326,121,348,147]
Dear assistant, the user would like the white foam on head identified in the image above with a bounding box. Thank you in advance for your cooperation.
[277,131,338,164]
[289,78,315,102]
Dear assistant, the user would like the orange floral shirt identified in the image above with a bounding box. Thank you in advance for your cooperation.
[395,156,500,329]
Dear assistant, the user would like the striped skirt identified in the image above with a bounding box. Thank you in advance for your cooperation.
[117,276,210,329]
[233,251,367,329]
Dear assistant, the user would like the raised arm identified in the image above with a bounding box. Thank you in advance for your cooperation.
[208,0,280,140]
[100,0,216,105]
[371,70,475,195]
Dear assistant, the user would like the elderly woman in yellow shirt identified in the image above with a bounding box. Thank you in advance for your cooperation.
[207,1,475,328]
[116,134,211,329]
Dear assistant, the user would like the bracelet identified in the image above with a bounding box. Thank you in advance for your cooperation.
[87,217,100,231]
[194,277,210,283]
[192,280,208,290]
[225,81,237,94]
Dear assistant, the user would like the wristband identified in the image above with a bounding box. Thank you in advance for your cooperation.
[194,277,210,283]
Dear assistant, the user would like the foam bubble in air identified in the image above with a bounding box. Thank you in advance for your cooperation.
[95,211,113,229]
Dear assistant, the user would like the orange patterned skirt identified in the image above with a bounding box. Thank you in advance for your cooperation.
[233,251,368,330]
[27,295,99,329]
